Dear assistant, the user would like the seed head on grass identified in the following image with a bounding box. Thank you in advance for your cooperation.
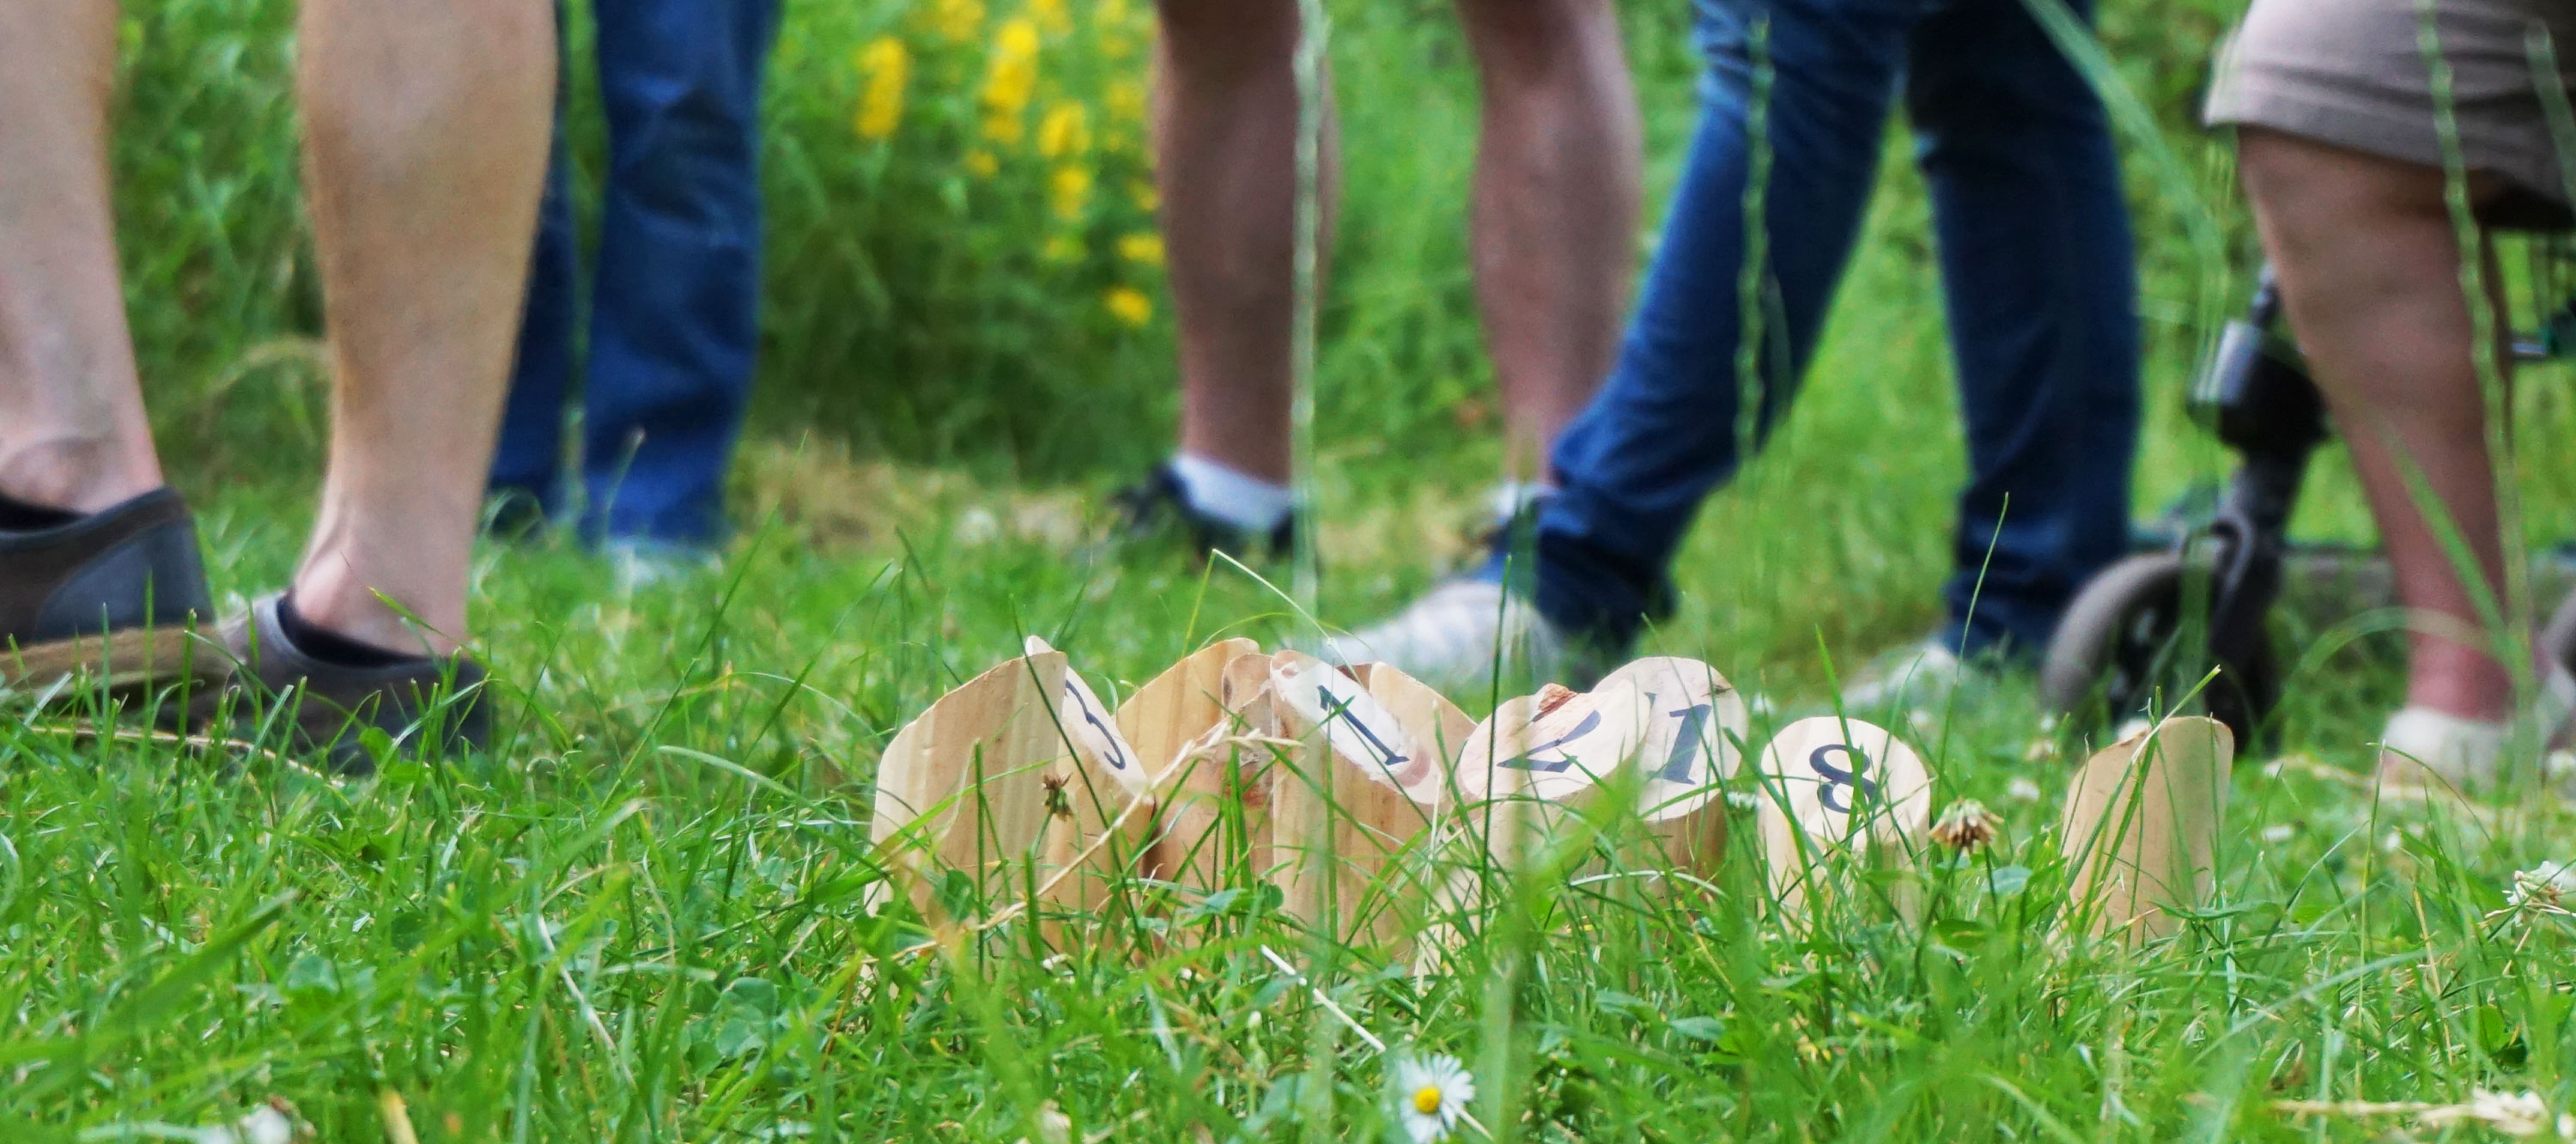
[1929,799,2000,852]
[2492,861,2576,925]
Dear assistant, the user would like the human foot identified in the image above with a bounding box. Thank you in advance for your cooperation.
[210,593,489,775]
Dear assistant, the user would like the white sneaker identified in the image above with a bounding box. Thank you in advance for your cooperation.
[2377,707,2506,794]
[605,539,719,594]
[1316,579,1576,689]
[1838,641,1966,713]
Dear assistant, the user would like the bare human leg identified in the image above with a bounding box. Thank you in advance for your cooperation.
[2239,128,2516,723]
[1151,0,1334,488]
[0,0,162,514]
[1455,0,1640,481]
[290,0,555,655]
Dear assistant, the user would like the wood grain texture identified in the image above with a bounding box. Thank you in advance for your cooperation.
[866,651,1072,922]
[1025,636,1155,928]
[1267,650,1443,950]
[1114,638,1261,783]
[1139,648,1283,890]
[2058,715,2234,943]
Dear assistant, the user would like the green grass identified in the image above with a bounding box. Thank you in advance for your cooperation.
[19,0,2576,1139]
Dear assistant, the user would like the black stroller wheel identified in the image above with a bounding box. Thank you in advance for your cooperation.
[2040,552,2276,745]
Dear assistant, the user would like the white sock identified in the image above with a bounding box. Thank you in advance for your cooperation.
[1170,453,1293,533]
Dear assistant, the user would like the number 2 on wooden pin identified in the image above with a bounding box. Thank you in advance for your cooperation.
[1502,711,1601,773]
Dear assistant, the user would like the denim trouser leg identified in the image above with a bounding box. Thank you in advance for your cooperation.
[580,0,781,548]
[492,119,581,520]
[1908,0,2140,655]
[1534,0,2138,658]
[1534,0,1913,645]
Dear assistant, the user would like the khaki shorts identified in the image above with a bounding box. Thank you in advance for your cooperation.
[2206,0,2576,226]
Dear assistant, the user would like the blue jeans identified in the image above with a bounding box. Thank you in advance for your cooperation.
[491,0,781,549]
[1524,0,2141,659]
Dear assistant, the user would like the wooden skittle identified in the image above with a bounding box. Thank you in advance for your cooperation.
[1024,637,1156,924]
[1348,663,1473,764]
[1453,678,1649,870]
[1349,661,1484,969]
[1592,657,1748,873]
[1753,716,1934,916]
[1141,648,1284,891]
[2057,715,2233,943]
[1352,662,1477,785]
[1266,650,1446,948]
[866,650,1073,922]
[1113,638,1262,782]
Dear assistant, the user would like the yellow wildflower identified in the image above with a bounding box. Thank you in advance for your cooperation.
[1104,78,1146,125]
[1096,0,1130,27]
[1029,0,1072,36]
[1036,102,1091,160]
[852,37,909,142]
[931,0,985,43]
[1050,165,1093,221]
[1042,234,1084,264]
[1128,179,1161,212]
[1103,286,1154,327]
[1116,232,1165,267]
[981,18,1042,144]
[964,150,999,178]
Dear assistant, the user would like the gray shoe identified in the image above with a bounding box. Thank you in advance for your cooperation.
[1316,579,1590,691]
[1837,640,1969,714]
[211,594,489,775]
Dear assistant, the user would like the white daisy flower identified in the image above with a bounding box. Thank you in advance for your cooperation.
[1391,1052,1475,1143]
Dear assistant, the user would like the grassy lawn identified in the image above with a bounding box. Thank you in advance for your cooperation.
[17,0,2576,1140]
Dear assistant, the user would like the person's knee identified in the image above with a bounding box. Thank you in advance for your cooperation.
[1455,0,1619,96]
[2239,127,2455,236]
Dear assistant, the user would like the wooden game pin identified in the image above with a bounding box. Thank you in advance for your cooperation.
[1023,636,1156,922]
[1112,637,1263,782]
[1350,661,1476,785]
[1591,657,1750,873]
[866,649,1073,922]
[1265,650,1446,947]
[2057,715,2233,943]
[1139,647,1285,891]
[1452,677,1649,869]
[1753,716,1934,916]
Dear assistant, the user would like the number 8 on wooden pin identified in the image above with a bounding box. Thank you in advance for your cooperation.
[1753,716,1933,915]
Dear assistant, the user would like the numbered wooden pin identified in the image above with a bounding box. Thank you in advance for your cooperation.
[1140,647,1284,891]
[1266,650,1446,948]
[867,650,1073,922]
[1024,637,1156,923]
[1753,717,1933,916]
[1351,662,1476,791]
[1592,657,1750,873]
[1350,661,1483,968]
[1453,678,1649,868]
[2057,715,2233,943]
[1112,637,1262,782]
